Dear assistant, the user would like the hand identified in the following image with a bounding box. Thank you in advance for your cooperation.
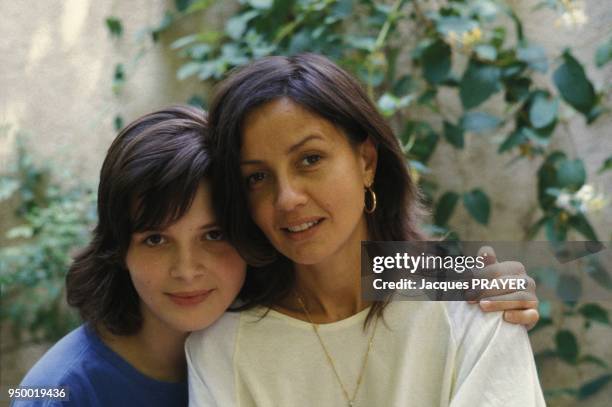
[467,246,539,330]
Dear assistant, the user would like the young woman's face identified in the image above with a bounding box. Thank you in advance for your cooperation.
[125,182,246,333]
[240,97,377,265]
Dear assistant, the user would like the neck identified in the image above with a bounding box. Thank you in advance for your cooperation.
[98,315,188,382]
[281,218,371,323]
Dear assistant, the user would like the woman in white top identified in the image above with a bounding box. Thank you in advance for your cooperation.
[187,54,545,406]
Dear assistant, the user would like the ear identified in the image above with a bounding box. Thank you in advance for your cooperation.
[358,137,378,186]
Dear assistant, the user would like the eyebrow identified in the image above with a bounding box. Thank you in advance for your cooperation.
[198,222,219,230]
[133,221,219,234]
[240,134,324,166]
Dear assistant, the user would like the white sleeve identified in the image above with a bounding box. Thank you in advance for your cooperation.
[445,302,546,407]
[185,313,241,407]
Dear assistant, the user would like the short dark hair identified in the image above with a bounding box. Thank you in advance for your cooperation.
[66,105,210,335]
[208,54,425,318]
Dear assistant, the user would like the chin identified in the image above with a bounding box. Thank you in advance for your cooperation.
[282,247,333,266]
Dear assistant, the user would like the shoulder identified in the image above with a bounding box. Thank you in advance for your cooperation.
[186,311,241,361]
[16,325,101,406]
[19,325,93,388]
[186,312,242,407]
[442,301,518,346]
[441,301,534,373]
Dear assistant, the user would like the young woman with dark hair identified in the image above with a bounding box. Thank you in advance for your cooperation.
[187,54,545,406]
[15,106,246,406]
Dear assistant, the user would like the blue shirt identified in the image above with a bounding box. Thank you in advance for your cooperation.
[12,325,187,407]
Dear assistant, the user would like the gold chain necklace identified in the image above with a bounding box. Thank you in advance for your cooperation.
[296,293,378,407]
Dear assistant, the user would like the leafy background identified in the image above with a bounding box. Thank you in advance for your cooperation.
[1,0,611,405]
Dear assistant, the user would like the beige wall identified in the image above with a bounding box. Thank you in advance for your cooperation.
[1,0,611,404]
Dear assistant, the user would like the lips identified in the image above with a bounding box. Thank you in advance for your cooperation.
[166,289,213,306]
[280,218,325,241]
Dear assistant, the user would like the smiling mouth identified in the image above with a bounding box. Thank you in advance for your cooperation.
[166,290,214,306]
[283,219,323,233]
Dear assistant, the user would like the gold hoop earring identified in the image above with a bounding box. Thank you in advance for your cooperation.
[364,186,377,214]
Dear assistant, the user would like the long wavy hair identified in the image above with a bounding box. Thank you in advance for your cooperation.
[209,54,425,322]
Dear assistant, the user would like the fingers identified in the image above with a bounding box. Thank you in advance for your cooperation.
[479,296,538,311]
[477,290,537,305]
[477,245,497,265]
[503,308,540,330]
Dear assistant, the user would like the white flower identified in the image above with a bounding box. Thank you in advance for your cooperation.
[575,184,594,201]
[555,184,608,214]
[555,0,588,29]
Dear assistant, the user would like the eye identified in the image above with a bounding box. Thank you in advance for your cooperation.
[143,234,166,247]
[300,154,321,167]
[245,172,267,188]
[203,229,224,241]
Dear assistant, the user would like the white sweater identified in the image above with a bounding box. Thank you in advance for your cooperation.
[186,301,545,406]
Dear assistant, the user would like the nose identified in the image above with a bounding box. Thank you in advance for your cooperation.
[169,245,205,282]
[275,176,307,212]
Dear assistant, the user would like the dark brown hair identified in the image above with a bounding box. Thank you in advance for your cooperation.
[66,105,210,335]
[209,54,424,319]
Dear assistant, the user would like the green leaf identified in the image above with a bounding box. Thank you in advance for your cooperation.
[170,34,198,49]
[553,50,596,115]
[556,274,581,302]
[498,128,527,153]
[537,152,567,209]
[421,40,451,84]
[474,44,497,61]
[0,177,19,201]
[585,258,612,290]
[529,92,558,129]
[460,60,501,109]
[434,191,460,226]
[105,17,123,38]
[463,189,490,225]
[175,0,195,11]
[151,12,174,42]
[555,329,579,364]
[112,64,125,94]
[247,0,273,10]
[177,62,202,80]
[402,122,439,163]
[187,95,206,108]
[595,38,612,67]
[460,112,501,133]
[598,156,612,174]
[393,75,414,95]
[530,317,553,333]
[557,159,586,191]
[331,0,353,18]
[578,303,610,325]
[346,36,376,52]
[443,121,464,148]
[225,10,259,41]
[113,115,124,132]
[578,374,612,400]
[568,214,598,241]
[435,16,478,36]
[517,44,548,72]
[504,76,531,103]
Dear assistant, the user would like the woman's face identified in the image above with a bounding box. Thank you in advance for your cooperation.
[125,182,246,333]
[240,97,377,265]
